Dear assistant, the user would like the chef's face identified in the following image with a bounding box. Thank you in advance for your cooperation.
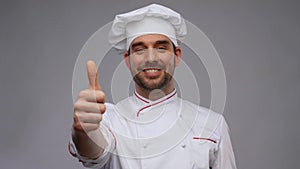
[124,34,182,91]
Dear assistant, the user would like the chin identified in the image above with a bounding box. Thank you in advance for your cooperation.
[134,73,172,91]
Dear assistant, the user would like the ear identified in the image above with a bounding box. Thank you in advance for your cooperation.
[124,51,130,69]
[174,46,182,66]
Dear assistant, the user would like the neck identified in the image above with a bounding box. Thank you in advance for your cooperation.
[135,82,175,101]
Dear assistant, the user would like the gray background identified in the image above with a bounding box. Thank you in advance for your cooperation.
[1,0,299,169]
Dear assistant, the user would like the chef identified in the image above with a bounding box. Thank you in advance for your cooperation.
[69,4,237,169]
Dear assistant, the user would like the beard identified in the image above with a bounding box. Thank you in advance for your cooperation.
[133,71,173,91]
[130,58,176,91]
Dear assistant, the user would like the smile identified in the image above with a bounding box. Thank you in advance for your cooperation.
[141,68,163,77]
[143,68,161,72]
[144,69,159,73]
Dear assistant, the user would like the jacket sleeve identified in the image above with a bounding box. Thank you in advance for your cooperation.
[68,103,117,169]
[212,116,237,169]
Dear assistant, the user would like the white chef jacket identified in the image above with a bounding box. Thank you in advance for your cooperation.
[69,89,237,169]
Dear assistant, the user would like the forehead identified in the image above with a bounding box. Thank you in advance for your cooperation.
[130,34,173,47]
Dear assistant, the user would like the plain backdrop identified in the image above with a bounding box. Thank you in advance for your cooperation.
[1,0,299,169]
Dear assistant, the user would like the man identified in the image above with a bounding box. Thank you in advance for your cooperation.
[69,4,237,169]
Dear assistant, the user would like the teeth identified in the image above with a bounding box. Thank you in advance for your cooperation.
[145,69,158,73]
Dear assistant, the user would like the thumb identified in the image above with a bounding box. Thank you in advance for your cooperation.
[86,60,101,90]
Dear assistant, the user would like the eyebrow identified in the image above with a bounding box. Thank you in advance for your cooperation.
[130,42,145,49]
[154,40,172,46]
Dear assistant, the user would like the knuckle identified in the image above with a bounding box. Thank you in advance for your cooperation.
[80,89,97,100]
[78,90,88,98]
[73,123,83,131]
[94,124,100,129]
[100,104,106,113]
[74,102,84,111]
[101,91,106,101]
[97,91,106,102]
[74,112,82,121]
[73,112,79,121]
[78,91,84,98]
[74,102,80,110]
[96,114,103,122]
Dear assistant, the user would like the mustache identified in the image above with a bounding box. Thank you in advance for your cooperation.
[136,61,166,71]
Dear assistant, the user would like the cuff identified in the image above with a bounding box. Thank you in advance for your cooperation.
[68,124,116,168]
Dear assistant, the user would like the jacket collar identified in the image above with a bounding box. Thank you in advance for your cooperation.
[133,89,178,116]
[134,89,177,105]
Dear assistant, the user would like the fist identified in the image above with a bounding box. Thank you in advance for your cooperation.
[73,60,106,133]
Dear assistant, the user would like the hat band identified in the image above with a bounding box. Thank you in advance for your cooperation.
[125,17,177,50]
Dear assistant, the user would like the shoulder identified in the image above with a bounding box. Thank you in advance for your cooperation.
[180,99,227,138]
[105,102,116,110]
[103,96,135,119]
[104,96,134,111]
[181,99,223,120]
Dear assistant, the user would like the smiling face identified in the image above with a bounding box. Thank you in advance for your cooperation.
[124,34,182,97]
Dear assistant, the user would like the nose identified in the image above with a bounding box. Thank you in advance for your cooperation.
[145,48,157,61]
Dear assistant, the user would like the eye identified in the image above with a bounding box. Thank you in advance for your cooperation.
[156,47,167,53]
[134,48,146,55]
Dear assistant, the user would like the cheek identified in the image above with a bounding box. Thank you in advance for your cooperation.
[130,56,144,64]
[163,56,176,66]
[129,58,144,70]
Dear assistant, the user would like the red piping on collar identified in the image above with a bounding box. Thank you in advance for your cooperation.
[134,92,149,103]
[136,91,177,117]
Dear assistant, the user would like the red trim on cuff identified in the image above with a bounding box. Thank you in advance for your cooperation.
[68,143,77,157]
[108,128,117,150]
[78,159,98,165]
[102,125,117,150]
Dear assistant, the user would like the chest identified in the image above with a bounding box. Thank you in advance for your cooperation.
[114,135,217,169]
[109,99,218,168]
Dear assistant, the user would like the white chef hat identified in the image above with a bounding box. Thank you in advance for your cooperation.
[108,4,187,51]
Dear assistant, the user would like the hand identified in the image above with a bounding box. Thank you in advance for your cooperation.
[73,60,106,133]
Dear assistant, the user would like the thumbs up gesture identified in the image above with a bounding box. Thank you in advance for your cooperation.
[73,60,106,133]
